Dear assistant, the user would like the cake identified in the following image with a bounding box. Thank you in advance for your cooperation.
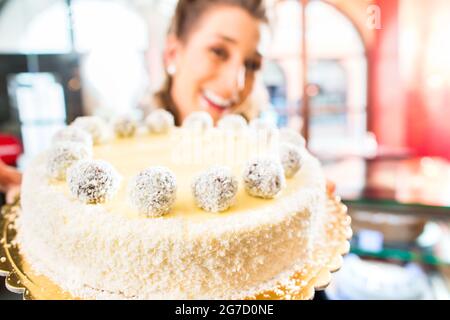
[16,113,327,300]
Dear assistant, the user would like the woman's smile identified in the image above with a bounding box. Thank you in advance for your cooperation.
[200,89,238,113]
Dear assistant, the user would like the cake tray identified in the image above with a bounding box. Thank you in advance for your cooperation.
[0,195,351,300]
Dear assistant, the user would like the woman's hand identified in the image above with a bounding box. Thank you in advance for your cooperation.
[6,184,21,204]
[0,160,22,204]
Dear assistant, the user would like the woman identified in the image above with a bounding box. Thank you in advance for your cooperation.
[153,0,267,125]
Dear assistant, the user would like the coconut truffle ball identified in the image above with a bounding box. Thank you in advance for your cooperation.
[192,166,238,213]
[67,160,121,204]
[71,116,110,145]
[249,118,276,131]
[51,126,93,148]
[128,167,177,217]
[145,109,175,134]
[279,143,303,178]
[279,127,306,148]
[243,157,285,199]
[217,114,247,131]
[46,142,92,180]
[183,111,213,131]
[113,116,138,138]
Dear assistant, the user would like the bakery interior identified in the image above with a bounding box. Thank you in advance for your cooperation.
[0,0,449,300]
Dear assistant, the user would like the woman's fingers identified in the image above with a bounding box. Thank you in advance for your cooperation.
[6,184,21,204]
[0,163,22,187]
[6,167,22,185]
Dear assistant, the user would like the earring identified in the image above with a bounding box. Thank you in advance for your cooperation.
[167,64,176,75]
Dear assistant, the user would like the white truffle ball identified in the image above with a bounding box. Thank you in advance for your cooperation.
[249,118,276,131]
[217,114,247,131]
[243,157,285,199]
[279,128,306,148]
[52,127,93,148]
[46,142,92,180]
[128,167,177,217]
[192,166,238,213]
[67,160,121,204]
[145,109,175,134]
[113,116,138,138]
[279,143,303,178]
[183,111,213,131]
[71,116,110,145]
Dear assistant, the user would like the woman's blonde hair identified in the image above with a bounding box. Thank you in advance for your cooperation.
[153,0,267,125]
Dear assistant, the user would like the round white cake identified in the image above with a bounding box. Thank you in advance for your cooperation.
[16,116,327,299]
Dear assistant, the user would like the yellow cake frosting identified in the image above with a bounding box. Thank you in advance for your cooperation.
[16,126,327,299]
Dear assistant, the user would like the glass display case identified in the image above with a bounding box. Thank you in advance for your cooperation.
[323,156,450,299]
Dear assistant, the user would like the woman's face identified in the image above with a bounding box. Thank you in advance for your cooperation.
[167,5,262,122]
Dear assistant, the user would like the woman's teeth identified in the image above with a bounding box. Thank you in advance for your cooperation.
[202,90,234,109]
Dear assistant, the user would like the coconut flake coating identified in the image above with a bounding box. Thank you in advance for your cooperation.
[67,160,121,204]
[46,142,92,180]
[279,128,306,148]
[145,109,175,134]
[192,166,238,213]
[128,167,177,217]
[18,128,329,300]
[243,157,286,199]
[183,111,213,131]
[52,127,93,148]
[71,116,110,145]
[217,114,247,131]
[113,116,138,138]
[279,143,303,178]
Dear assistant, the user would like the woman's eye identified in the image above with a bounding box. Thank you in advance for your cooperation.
[245,60,261,72]
[210,47,228,60]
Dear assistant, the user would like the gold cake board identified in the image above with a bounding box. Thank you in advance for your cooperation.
[0,195,351,300]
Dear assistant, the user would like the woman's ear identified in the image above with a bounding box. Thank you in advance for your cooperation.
[164,34,182,73]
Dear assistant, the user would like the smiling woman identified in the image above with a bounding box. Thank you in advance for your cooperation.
[153,0,267,125]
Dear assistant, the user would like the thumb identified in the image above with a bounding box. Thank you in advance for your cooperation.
[6,185,20,205]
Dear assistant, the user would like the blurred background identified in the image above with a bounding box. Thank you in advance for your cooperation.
[0,0,449,299]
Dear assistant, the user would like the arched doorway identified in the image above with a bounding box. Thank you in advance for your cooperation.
[306,0,370,157]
